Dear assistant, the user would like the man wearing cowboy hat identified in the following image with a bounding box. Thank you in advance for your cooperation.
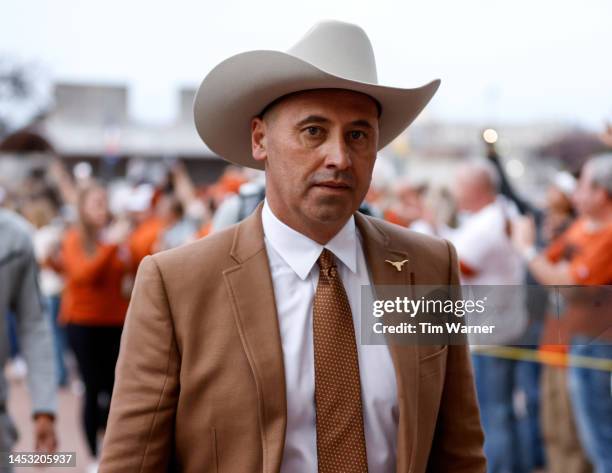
[100,21,485,473]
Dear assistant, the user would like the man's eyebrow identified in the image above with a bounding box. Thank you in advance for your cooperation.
[295,116,376,129]
[295,115,331,127]
[350,119,375,129]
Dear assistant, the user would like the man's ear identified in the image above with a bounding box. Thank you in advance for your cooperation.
[251,117,267,163]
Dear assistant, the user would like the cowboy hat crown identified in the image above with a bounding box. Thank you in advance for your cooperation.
[288,21,378,84]
[194,20,440,169]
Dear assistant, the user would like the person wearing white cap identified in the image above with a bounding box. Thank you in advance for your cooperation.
[100,21,486,473]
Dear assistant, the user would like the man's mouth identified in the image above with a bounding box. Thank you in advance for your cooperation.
[314,181,352,190]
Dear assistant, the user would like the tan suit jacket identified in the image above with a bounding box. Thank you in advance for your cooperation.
[100,205,486,473]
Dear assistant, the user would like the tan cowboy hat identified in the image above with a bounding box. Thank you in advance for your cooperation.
[194,20,440,170]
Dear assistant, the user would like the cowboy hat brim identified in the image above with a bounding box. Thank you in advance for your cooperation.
[194,50,440,170]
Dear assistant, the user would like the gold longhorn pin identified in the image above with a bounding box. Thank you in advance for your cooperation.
[385,259,409,272]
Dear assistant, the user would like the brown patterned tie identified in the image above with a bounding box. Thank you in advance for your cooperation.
[313,249,368,473]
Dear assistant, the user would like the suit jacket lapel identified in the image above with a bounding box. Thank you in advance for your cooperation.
[223,204,287,473]
[223,207,418,473]
[355,213,419,473]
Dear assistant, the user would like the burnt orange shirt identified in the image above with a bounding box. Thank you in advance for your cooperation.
[540,218,612,358]
[129,216,164,271]
[59,228,129,326]
[545,218,612,285]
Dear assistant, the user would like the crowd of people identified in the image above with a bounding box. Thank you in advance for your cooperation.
[0,127,611,473]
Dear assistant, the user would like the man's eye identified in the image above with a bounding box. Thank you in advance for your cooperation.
[350,130,366,140]
[306,126,322,136]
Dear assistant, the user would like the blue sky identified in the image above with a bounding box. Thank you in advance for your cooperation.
[2,0,611,129]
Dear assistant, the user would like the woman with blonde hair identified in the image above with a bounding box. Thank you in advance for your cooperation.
[59,182,131,472]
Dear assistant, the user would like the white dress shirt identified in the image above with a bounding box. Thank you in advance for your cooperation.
[262,201,398,473]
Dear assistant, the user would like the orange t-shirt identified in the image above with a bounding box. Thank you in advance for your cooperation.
[59,228,129,326]
[129,216,164,271]
[540,218,612,359]
[545,218,612,284]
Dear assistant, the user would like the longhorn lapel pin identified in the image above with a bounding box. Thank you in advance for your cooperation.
[385,259,409,272]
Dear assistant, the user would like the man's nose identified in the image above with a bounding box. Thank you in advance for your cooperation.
[323,135,352,170]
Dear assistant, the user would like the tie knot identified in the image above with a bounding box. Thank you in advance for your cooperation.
[317,248,337,276]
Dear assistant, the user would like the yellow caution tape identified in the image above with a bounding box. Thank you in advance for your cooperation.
[472,346,612,372]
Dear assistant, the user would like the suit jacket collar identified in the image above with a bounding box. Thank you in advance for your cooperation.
[225,203,419,473]
[261,199,358,279]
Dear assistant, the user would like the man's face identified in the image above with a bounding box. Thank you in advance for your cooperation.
[452,165,495,213]
[452,168,479,213]
[251,89,379,235]
[573,164,608,217]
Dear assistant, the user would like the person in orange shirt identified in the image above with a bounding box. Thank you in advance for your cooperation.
[59,182,131,472]
[128,213,163,269]
[383,179,427,228]
[125,184,164,272]
[513,154,612,473]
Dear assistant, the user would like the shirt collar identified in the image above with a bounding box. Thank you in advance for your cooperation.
[262,199,357,280]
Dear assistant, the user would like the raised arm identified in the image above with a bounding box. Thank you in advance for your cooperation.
[487,147,539,217]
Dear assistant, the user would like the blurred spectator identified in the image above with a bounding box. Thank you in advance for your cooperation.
[486,142,578,473]
[409,185,457,237]
[58,183,131,471]
[211,169,265,232]
[21,188,68,387]
[169,161,208,223]
[47,157,78,210]
[513,153,612,473]
[165,161,209,240]
[446,159,527,473]
[126,183,163,270]
[383,177,427,227]
[124,160,209,265]
[0,207,58,462]
[449,160,522,285]
[542,171,577,241]
[207,165,249,210]
[487,143,576,244]
[154,193,198,251]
